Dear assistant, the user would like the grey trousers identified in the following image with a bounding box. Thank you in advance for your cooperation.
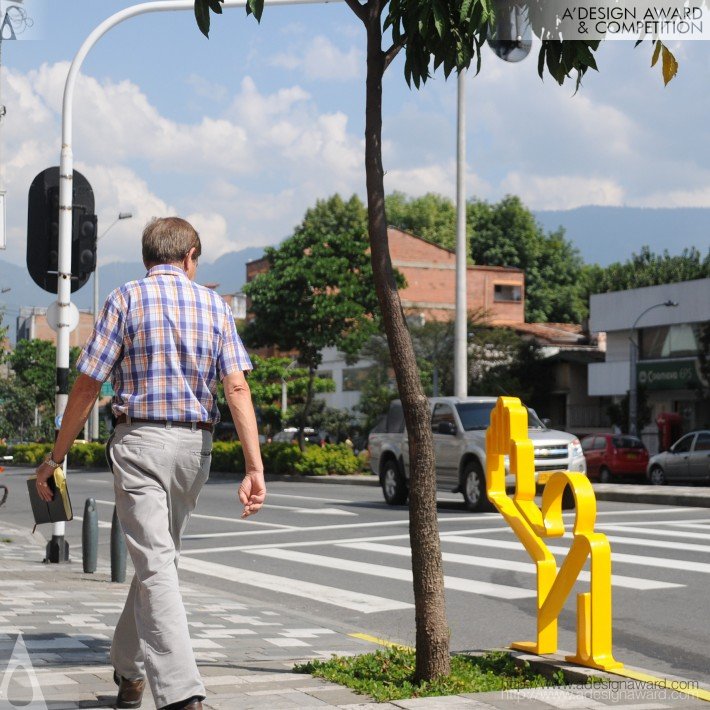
[108,422,212,708]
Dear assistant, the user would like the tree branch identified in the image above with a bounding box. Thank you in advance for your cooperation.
[384,35,407,71]
[343,0,367,23]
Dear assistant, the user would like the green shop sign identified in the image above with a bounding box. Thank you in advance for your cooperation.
[637,359,705,391]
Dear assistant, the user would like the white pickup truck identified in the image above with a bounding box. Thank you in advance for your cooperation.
[368,396,586,511]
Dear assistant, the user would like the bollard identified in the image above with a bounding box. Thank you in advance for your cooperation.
[110,506,126,583]
[82,498,98,573]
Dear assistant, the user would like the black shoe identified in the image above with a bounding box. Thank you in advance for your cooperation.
[113,670,145,709]
[160,697,203,710]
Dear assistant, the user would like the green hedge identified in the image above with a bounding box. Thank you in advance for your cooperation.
[5,440,361,476]
[69,443,107,468]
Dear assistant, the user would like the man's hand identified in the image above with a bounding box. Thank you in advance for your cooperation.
[238,472,266,518]
[35,461,56,503]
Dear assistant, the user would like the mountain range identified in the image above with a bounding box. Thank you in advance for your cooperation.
[1,206,708,341]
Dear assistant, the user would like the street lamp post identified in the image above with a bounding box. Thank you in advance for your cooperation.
[629,300,678,437]
[90,212,132,440]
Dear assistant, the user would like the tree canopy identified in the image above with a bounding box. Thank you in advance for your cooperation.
[583,246,710,295]
[243,195,384,366]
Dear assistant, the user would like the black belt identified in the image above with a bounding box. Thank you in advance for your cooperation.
[116,415,214,433]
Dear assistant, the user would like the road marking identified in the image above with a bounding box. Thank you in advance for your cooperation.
[568,531,710,554]
[604,518,710,527]
[87,478,112,485]
[93,498,297,531]
[348,633,413,651]
[73,515,111,529]
[260,504,358,517]
[264,493,353,504]
[341,541,683,591]
[249,548,536,600]
[598,524,710,541]
[180,525,516,555]
[609,667,710,703]
[178,556,411,614]
[444,535,710,574]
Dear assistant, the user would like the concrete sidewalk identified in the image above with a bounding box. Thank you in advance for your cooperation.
[1,522,708,709]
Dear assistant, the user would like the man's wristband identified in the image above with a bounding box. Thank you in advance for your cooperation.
[44,455,62,470]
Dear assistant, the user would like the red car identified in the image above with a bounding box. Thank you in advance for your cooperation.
[581,434,649,482]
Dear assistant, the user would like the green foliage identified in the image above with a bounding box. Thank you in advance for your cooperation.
[292,444,361,476]
[0,376,37,441]
[468,196,586,323]
[210,441,245,473]
[243,195,382,368]
[11,443,53,465]
[386,192,457,250]
[260,442,302,475]
[245,355,335,435]
[295,648,565,702]
[584,246,710,296]
[284,399,356,442]
[68,443,106,468]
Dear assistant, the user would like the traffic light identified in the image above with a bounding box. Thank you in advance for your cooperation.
[27,167,96,294]
[72,212,97,277]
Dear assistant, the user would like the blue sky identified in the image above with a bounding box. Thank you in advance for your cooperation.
[1,0,709,273]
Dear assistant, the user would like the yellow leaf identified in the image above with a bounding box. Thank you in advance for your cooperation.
[651,40,662,67]
[661,45,679,85]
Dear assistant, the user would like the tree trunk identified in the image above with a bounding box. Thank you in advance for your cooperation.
[363,11,451,682]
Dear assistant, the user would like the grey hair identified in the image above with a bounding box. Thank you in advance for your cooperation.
[142,217,202,267]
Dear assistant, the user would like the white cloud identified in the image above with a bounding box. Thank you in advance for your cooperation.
[269,35,362,80]
[500,173,626,210]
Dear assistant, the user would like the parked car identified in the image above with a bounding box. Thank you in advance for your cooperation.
[646,430,710,485]
[368,397,586,511]
[271,427,327,446]
[581,434,649,483]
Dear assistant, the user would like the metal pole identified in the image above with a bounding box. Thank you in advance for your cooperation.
[454,70,467,399]
[52,0,342,563]
[628,300,678,437]
[629,334,638,436]
[91,265,100,439]
[0,24,6,251]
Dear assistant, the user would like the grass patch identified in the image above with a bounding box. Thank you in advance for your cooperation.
[294,648,566,702]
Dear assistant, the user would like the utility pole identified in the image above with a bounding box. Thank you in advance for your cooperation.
[454,71,467,399]
[0,14,7,251]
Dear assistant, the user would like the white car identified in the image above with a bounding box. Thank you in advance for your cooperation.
[369,396,586,511]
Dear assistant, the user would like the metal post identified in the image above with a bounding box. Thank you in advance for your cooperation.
[82,497,98,573]
[51,0,342,563]
[629,334,638,437]
[628,300,678,437]
[0,27,6,251]
[454,71,468,398]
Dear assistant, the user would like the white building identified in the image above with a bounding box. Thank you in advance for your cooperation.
[588,278,709,446]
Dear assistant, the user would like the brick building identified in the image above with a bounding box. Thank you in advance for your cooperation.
[245,227,526,327]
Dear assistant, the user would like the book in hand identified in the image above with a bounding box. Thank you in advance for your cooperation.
[27,467,73,526]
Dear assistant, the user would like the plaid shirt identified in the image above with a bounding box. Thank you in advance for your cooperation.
[77,264,252,424]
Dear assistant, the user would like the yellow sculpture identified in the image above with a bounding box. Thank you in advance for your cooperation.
[485,397,622,671]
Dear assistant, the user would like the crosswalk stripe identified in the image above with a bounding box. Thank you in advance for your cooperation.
[340,542,683,591]
[568,532,710,554]
[250,548,536,600]
[443,535,710,574]
[598,524,710,541]
[179,557,412,614]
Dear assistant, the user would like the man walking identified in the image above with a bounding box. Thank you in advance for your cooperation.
[35,217,266,710]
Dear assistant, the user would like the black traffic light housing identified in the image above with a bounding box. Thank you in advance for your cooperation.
[27,167,97,294]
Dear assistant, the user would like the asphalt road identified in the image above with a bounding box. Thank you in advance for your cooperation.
[2,466,709,684]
